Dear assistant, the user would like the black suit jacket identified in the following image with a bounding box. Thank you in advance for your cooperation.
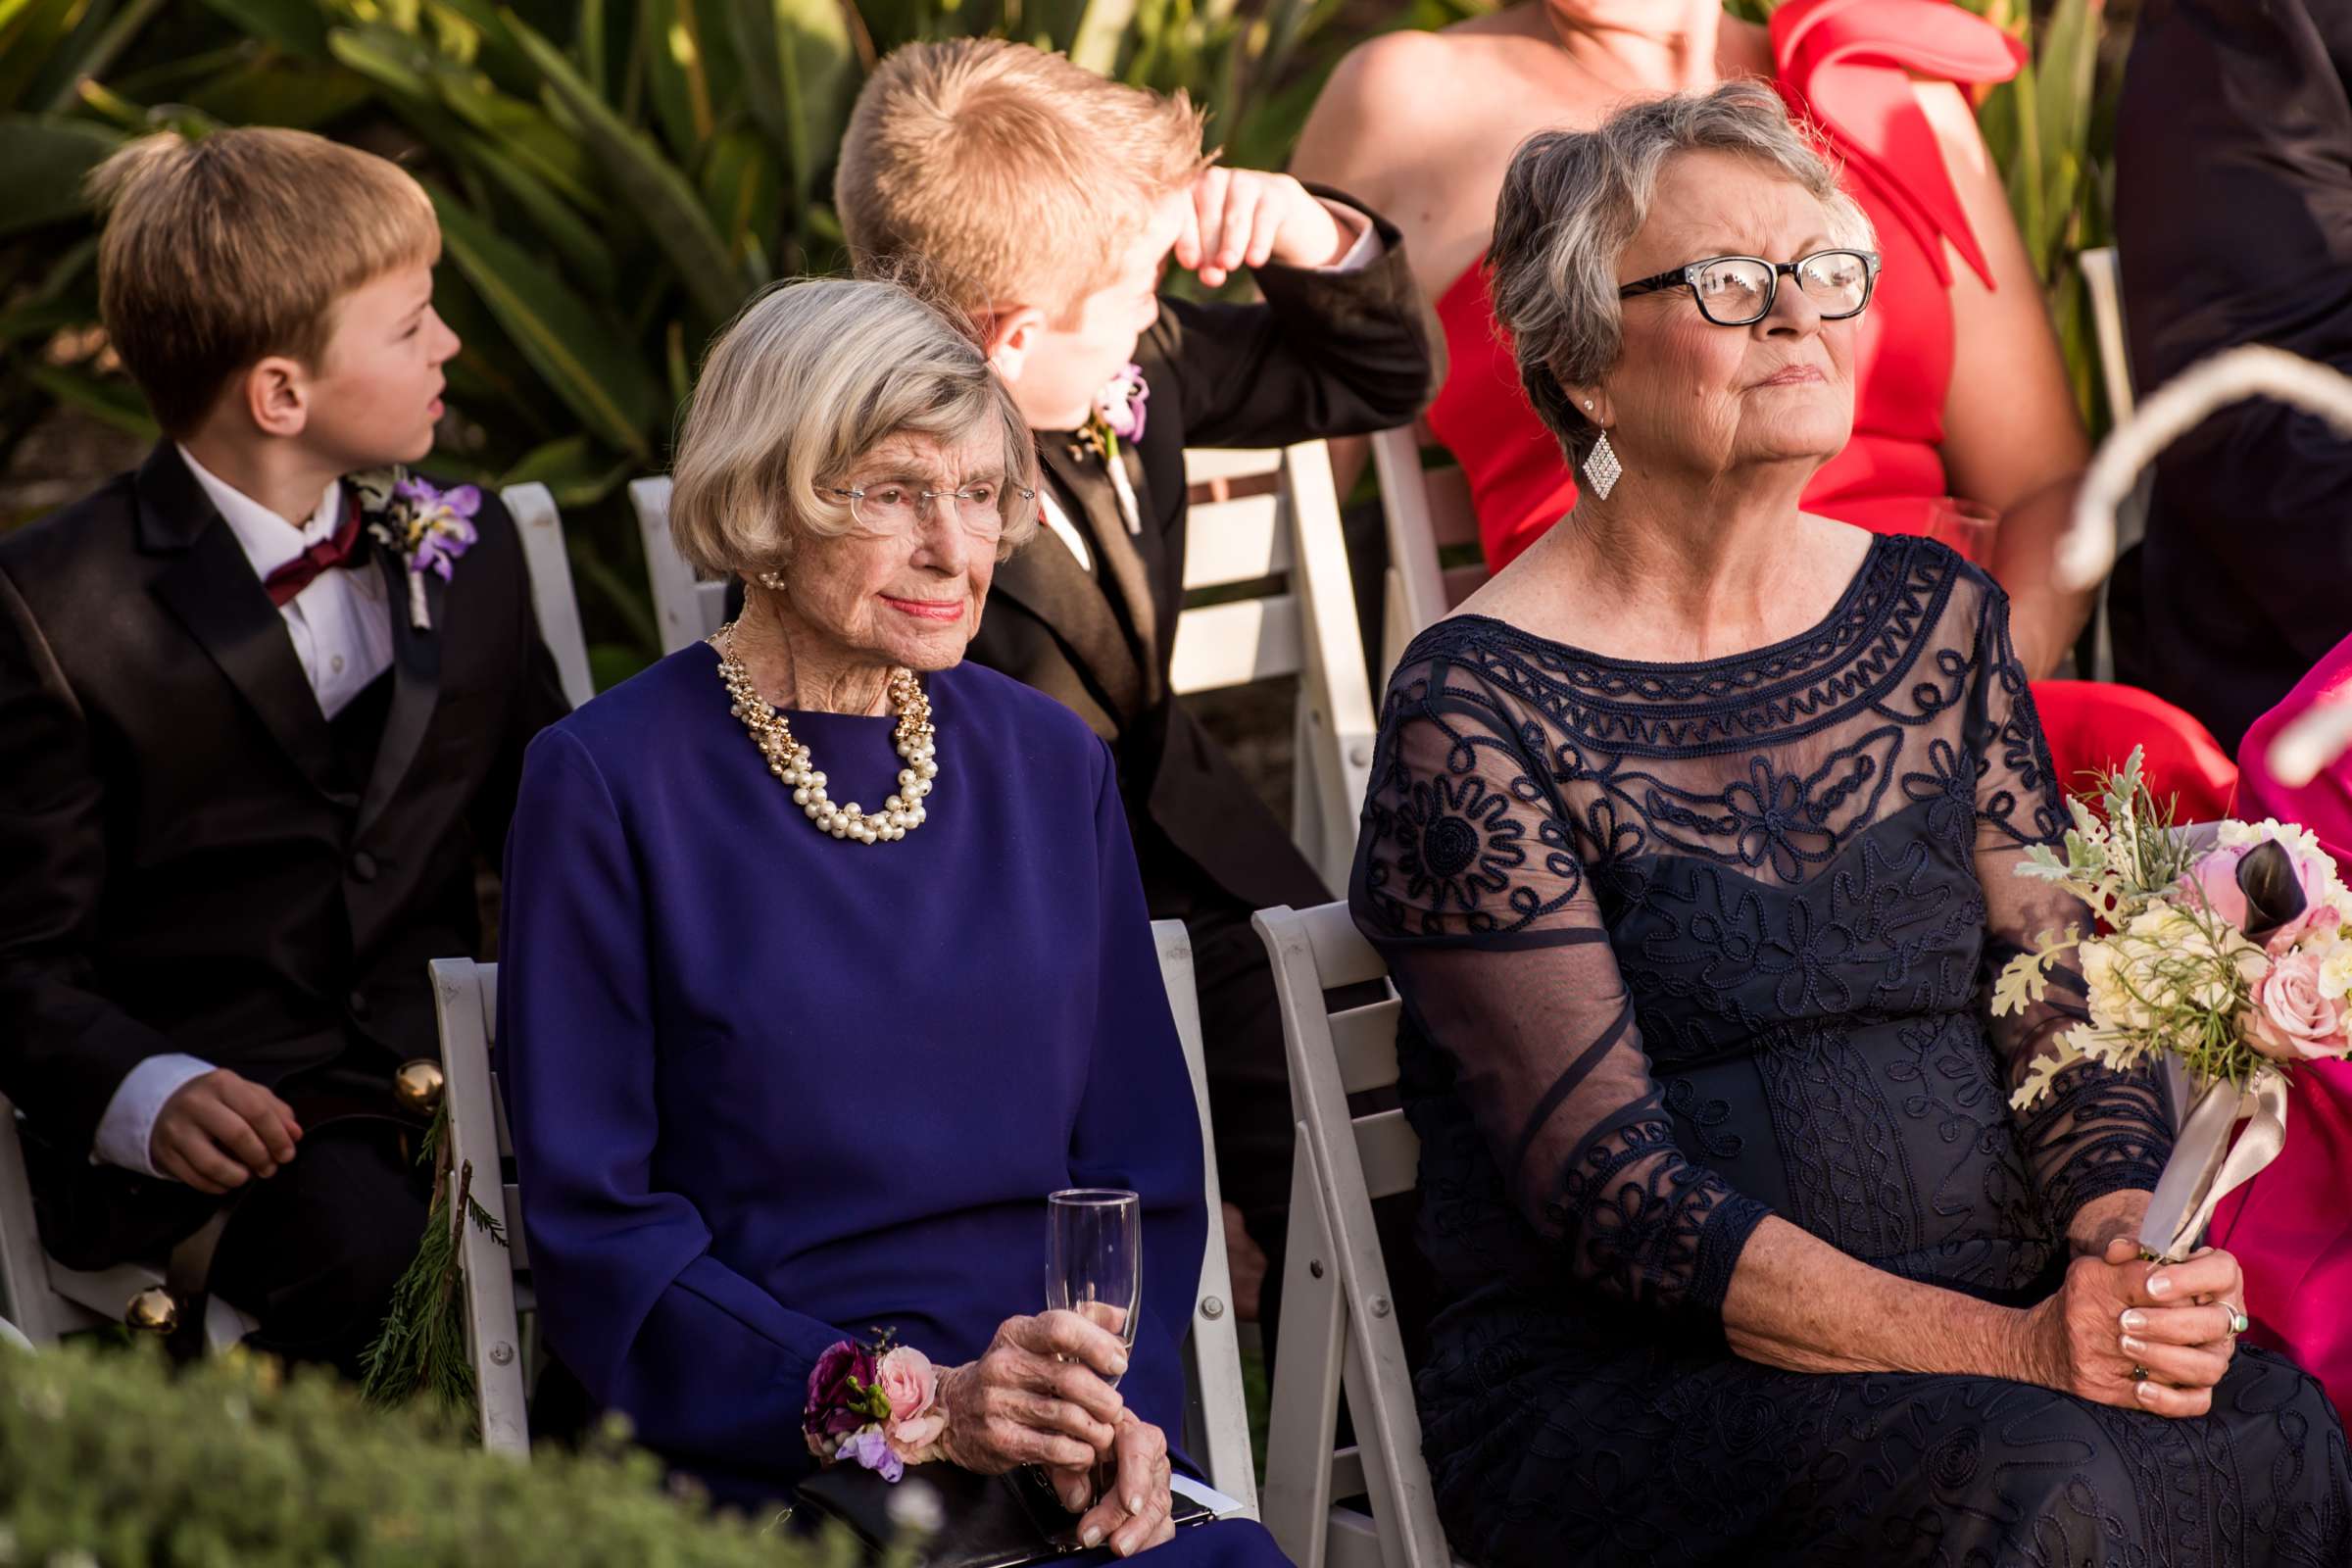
[0,444,568,1247]
[2113,0,2352,750]
[966,195,1441,913]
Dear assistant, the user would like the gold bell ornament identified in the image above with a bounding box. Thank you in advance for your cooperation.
[124,1286,180,1335]
[394,1058,446,1115]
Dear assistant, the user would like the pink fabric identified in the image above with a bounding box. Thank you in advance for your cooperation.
[2215,636,2352,1425]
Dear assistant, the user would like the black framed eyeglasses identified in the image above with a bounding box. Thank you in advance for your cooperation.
[1617,249,1881,326]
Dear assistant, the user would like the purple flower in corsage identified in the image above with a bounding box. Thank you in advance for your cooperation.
[353,466,480,631]
[804,1331,946,1482]
[1082,363,1150,461]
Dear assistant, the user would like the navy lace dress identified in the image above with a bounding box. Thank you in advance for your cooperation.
[1350,536,2352,1566]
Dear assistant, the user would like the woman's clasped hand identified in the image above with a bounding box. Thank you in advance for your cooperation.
[2020,1242,2248,1418]
[932,1310,1178,1557]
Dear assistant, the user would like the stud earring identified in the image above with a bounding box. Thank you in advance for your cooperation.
[756,569,786,592]
[1584,431,1621,501]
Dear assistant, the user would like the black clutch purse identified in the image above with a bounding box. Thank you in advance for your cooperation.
[791,1462,1214,1568]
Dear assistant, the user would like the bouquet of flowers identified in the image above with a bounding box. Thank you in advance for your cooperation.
[803,1331,947,1484]
[1992,749,2352,1259]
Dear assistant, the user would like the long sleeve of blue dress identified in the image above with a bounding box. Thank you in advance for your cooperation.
[498,727,851,1470]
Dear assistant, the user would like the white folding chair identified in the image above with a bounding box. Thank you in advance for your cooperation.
[1368,429,1485,688]
[427,957,531,1455]
[437,944,1263,1486]
[499,481,596,709]
[0,1094,254,1351]
[629,476,729,654]
[1152,919,1259,1517]
[1174,443,1378,894]
[1251,902,1463,1568]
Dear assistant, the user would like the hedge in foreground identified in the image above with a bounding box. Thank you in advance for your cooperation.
[0,1341,848,1567]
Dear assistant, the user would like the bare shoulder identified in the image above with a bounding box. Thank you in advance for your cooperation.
[1298,27,1502,182]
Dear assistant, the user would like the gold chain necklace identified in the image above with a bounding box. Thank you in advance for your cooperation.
[713,619,936,845]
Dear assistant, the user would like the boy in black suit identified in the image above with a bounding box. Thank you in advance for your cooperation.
[0,128,569,1370]
[835,41,1440,1340]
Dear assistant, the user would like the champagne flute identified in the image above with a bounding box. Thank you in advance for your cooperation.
[1046,1188,1141,1510]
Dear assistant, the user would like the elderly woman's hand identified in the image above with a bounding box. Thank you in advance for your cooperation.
[933,1311,1129,1474]
[2019,1238,2246,1416]
[1056,1408,1176,1558]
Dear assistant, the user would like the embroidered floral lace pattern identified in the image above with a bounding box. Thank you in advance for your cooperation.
[1350,536,2351,1566]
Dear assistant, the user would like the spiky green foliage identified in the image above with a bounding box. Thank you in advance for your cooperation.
[359,1100,505,1418]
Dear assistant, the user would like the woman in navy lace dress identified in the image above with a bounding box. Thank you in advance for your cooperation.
[1351,86,2352,1566]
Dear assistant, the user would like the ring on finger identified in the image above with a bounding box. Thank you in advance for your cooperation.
[2131,1363,2150,1382]
[2229,1307,2251,1337]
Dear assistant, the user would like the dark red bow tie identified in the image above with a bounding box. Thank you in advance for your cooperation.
[261,499,366,608]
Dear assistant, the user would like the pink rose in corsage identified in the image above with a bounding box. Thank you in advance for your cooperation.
[804,1331,944,1483]
[353,467,480,631]
[1081,363,1150,462]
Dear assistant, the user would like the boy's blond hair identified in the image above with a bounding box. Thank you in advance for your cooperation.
[89,127,440,436]
[837,40,1208,320]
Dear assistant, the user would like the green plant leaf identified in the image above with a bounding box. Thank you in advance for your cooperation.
[728,0,854,218]
[698,119,781,273]
[24,362,158,440]
[0,115,123,235]
[185,55,378,128]
[195,0,331,58]
[454,129,619,295]
[638,0,719,155]
[503,6,749,323]
[0,0,84,109]
[500,432,633,508]
[425,182,661,458]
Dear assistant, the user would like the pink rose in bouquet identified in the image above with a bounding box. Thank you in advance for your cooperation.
[2249,949,2351,1061]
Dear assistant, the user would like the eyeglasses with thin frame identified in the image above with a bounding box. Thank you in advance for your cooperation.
[820,477,1037,539]
[1616,249,1881,327]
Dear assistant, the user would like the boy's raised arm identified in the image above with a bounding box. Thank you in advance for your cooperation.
[1150,181,1444,453]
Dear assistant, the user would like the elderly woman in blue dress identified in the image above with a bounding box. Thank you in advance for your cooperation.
[497,276,1284,1564]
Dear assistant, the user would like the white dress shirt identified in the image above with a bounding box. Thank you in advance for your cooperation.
[90,452,399,1179]
[177,445,396,720]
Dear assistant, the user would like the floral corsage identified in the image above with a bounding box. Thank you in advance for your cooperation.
[1079,363,1150,462]
[804,1331,947,1483]
[353,467,480,631]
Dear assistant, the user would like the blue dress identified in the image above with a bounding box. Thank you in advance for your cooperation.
[1351,536,2352,1566]
[498,643,1286,1564]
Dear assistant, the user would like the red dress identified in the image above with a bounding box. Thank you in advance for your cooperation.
[1429,0,2026,570]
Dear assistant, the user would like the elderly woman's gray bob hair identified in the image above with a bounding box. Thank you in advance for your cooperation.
[1488,80,1875,466]
[667,275,1039,578]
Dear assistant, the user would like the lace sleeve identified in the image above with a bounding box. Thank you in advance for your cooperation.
[1350,651,1771,1318]
[1969,586,2172,1235]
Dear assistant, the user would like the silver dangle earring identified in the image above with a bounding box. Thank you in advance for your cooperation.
[1584,430,1622,502]
[756,569,786,592]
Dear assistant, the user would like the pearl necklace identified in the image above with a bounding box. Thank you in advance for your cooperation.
[714,620,937,845]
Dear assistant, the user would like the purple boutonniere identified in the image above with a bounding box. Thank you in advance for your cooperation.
[1080,363,1150,463]
[353,467,480,631]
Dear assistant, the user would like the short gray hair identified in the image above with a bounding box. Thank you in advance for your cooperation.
[668,275,1039,577]
[1488,80,1875,465]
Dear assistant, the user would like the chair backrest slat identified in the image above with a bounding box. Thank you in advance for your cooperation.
[630,476,729,654]
[1328,1000,1401,1097]
[1183,497,1291,588]
[1352,1110,1421,1203]
[1172,596,1304,692]
[501,482,597,710]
